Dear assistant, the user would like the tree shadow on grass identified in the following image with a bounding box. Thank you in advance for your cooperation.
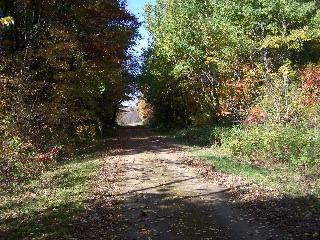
[65,180,287,240]
[0,201,85,239]
[1,126,318,239]
[0,155,103,239]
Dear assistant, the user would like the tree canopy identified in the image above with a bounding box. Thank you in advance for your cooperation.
[140,0,320,127]
[0,0,140,149]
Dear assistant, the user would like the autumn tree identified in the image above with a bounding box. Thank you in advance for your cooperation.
[141,0,320,127]
[0,0,139,148]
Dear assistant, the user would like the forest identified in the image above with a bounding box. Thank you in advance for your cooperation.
[0,0,319,239]
[0,0,319,196]
[0,0,319,195]
[0,0,140,185]
[139,0,320,169]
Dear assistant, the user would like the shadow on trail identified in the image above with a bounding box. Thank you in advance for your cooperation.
[115,190,319,240]
[105,126,181,156]
[116,191,234,240]
[116,176,247,200]
[115,177,196,197]
[1,126,318,239]
[72,126,172,158]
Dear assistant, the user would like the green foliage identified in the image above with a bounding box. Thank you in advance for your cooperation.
[171,127,215,147]
[141,0,320,177]
[219,126,320,168]
[0,0,139,180]
[141,0,320,127]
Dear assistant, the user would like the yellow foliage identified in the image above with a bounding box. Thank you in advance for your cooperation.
[75,124,97,139]
[189,113,211,126]
[261,27,313,50]
[138,98,153,123]
[0,16,14,26]
[205,56,220,64]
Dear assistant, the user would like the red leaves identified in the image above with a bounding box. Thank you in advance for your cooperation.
[216,111,232,116]
[247,106,263,115]
[246,106,267,122]
[246,116,259,122]
[81,40,108,55]
[33,147,59,163]
[300,66,320,105]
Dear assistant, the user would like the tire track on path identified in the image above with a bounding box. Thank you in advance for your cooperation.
[102,126,284,240]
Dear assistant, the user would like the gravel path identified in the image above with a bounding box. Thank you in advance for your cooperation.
[69,126,285,240]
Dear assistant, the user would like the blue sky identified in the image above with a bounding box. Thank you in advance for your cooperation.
[126,0,156,51]
[122,0,156,105]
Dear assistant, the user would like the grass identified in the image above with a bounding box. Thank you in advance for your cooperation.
[0,153,103,239]
[195,149,319,198]
[154,126,320,198]
[155,125,320,238]
[153,126,214,147]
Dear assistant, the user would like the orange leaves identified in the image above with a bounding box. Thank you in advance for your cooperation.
[33,147,59,163]
[225,82,243,88]
[216,111,232,116]
[300,66,320,105]
[224,74,254,103]
[220,77,254,118]
[246,106,268,122]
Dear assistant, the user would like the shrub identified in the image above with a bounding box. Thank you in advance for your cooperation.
[178,127,215,146]
[216,125,320,168]
[0,118,58,189]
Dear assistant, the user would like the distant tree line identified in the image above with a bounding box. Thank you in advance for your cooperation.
[117,104,141,125]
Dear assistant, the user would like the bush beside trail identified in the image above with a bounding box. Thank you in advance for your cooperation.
[213,125,320,169]
[156,124,319,197]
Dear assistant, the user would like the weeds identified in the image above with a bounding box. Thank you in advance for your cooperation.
[0,153,103,239]
[217,125,320,168]
[156,125,319,197]
[156,125,319,238]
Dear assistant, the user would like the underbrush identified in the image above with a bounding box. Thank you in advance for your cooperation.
[215,125,320,169]
[152,124,214,147]
[0,127,115,190]
[0,151,103,239]
[1,137,47,189]
[159,124,320,169]
[156,124,319,238]
[156,124,319,196]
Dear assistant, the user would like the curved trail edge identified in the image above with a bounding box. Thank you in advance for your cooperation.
[70,126,284,240]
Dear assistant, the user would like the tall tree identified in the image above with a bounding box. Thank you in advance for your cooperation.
[0,0,139,148]
[141,0,320,127]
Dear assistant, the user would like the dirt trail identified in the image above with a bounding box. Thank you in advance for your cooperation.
[70,126,285,240]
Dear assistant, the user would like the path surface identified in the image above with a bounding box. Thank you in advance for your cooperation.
[70,126,284,240]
